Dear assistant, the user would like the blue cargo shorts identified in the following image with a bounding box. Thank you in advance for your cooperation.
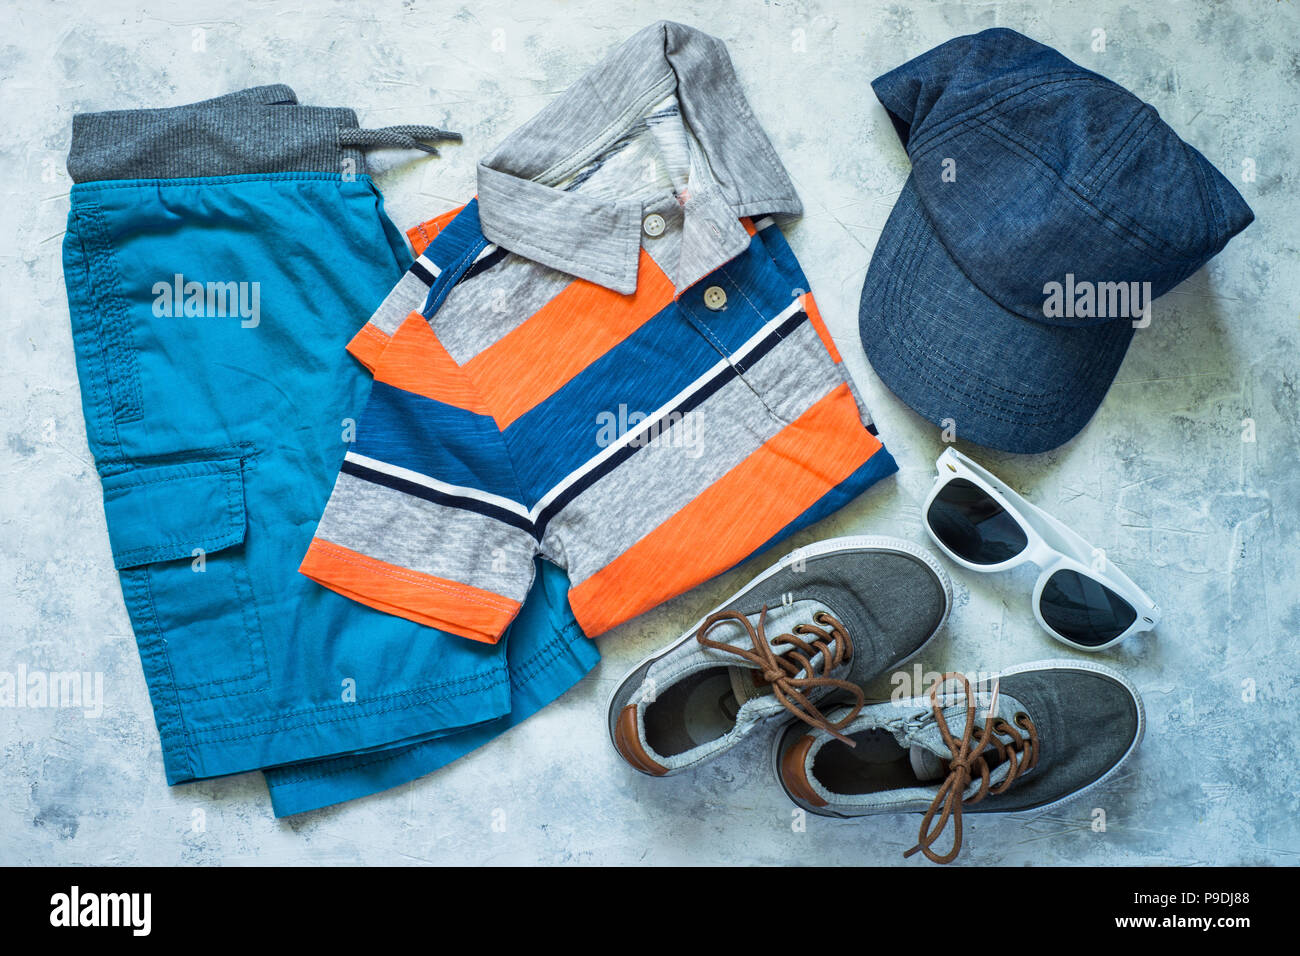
[61,85,599,815]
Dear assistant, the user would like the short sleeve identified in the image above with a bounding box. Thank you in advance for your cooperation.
[302,310,538,645]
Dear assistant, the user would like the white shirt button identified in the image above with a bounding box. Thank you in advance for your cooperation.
[642,213,666,237]
[703,286,728,311]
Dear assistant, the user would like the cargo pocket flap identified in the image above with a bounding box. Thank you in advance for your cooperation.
[100,456,247,570]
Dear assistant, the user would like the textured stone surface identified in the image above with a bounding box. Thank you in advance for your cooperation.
[2,0,1297,865]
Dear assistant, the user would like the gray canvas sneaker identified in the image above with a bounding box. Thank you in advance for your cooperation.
[607,536,952,777]
[774,659,1145,863]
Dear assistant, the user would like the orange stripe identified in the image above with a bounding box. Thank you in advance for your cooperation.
[567,384,882,636]
[464,250,675,428]
[406,204,465,256]
[372,313,489,414]
[800,292,842,363]
[346,321,391,373]
[300,538,519,644]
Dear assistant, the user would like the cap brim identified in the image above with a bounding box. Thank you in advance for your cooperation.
[859,176,1136,454]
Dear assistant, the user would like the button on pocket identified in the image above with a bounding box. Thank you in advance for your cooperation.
[642,213,666,238]
[703,286,728,311]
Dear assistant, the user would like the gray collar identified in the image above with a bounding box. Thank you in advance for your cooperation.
[476,20,802,295]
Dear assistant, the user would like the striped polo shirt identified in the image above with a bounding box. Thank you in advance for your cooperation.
[300,21,898,642]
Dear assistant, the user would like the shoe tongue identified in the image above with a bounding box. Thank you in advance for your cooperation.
[908,745,947,782]
[903,693,1032,789]
[728,666,767,706]
[706,600,839,706]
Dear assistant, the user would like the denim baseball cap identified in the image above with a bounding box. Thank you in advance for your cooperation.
[859,28,1254,453]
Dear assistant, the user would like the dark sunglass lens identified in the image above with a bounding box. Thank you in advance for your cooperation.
[926,477,1028,564]
[1039,569,1138,647]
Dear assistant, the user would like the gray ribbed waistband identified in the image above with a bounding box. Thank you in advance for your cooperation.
[68,84,367,183]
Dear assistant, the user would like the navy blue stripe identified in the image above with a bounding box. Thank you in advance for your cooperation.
[730,308,805,375]
[409,260,437,286]
[533,308,807,535]
[341,460,539,539]
[459,246,509,283]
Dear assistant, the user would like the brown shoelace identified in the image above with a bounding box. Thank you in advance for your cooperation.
[903,672,1040,864]
[695,606,864,745]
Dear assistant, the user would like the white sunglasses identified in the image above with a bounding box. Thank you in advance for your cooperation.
[922,448,1160,652]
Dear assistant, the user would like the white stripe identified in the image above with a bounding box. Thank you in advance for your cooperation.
[344,452,532,519]
[527,296,806,518]
[416,254,442,278]
[473,244,498,262]
[753,216,776,231]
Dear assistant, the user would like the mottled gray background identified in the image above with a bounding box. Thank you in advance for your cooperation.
[3,0,1297,866]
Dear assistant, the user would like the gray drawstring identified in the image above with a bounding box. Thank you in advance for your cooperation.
[339,125,462,156]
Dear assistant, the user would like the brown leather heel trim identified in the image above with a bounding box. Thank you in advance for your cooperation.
[614,704,668,776]
[780,734,829,807]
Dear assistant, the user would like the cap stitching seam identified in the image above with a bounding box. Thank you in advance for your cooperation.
[904,72,1090,155]
[988,116,1185,264]
[1080,105,1155,196]
[926,119,1185,268]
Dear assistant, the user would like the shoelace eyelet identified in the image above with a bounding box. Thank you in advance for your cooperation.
[904,673,1041,865]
